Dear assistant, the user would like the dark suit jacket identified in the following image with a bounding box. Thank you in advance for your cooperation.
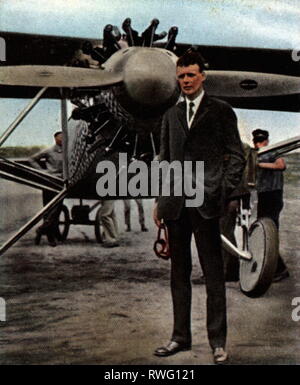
[157,93,246,220]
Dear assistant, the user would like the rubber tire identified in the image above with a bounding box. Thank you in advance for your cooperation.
[57,205,70,241]
[94,208,103,243]
[240,217,279,298]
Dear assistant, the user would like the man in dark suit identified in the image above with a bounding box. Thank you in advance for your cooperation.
[153,51,245,363]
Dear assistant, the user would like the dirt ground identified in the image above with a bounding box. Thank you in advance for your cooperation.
[0,156,299,365]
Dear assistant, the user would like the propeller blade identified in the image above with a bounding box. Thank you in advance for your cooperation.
[0,65,123,88]
[205,71,300,97]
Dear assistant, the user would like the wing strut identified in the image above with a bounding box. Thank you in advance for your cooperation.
[0,87,47,146]
[258,135,300,157]
[61,98,69,183]
[0,188,68,256]
[0,157,63,191]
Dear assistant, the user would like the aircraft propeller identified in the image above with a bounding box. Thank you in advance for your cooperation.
[205,70,300,97]
[0,65,123,88]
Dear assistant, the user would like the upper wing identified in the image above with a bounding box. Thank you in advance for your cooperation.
[160,42,300,112]
[0,31,101,66]
[0,31,106,99]
[0,31,299,111]
[172,43,298,76]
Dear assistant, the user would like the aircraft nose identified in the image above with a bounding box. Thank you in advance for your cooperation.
[123,48,178,107]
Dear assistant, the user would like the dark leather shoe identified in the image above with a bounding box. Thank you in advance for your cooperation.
[141,226,148,232]
[154,341,191,357]
[35,230,42,245]
[48,240,57,247]
[47,234,57,247]
[102,241,120,248]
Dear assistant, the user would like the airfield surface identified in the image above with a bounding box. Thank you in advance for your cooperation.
[0,154,299,365]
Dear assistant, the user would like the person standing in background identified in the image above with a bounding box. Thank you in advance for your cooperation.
[99,200,120,248]
[123,199,148,232]
[252,129,289,282]
[29,131,63,247]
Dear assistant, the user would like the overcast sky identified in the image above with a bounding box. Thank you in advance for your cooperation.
[0,0,299,146]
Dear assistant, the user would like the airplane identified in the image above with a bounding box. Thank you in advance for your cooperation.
[0,18,299,298]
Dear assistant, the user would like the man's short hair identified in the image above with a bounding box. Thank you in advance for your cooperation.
[176,50,208,72]
[54,131,62,138]
[252,129,269,143]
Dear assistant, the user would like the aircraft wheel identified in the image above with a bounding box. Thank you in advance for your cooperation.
[94,208,104,243]
[57,205,70,241]
[240,217,278,298]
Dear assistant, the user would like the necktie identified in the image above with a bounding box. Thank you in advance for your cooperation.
[189,101,195,122]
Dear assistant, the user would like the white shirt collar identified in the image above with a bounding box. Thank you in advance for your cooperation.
[185,89,205,128]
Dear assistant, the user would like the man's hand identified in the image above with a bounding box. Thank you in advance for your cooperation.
[153,202,161,227]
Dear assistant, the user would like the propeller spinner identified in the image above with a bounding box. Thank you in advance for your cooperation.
[104,47,179,118]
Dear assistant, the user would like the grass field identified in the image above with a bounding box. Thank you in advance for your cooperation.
[0,146,45,158]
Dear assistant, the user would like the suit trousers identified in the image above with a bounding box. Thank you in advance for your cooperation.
[166,207,227,350]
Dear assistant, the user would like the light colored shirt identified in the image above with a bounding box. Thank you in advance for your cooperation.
[185,89,205,128]
[30,144,63,178]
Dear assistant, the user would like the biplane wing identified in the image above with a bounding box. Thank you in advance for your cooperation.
[0,31,103,99]
[0,31,101,65]
[0,30,299,111]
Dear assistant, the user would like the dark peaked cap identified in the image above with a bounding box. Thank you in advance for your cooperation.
[252,129,269,142]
